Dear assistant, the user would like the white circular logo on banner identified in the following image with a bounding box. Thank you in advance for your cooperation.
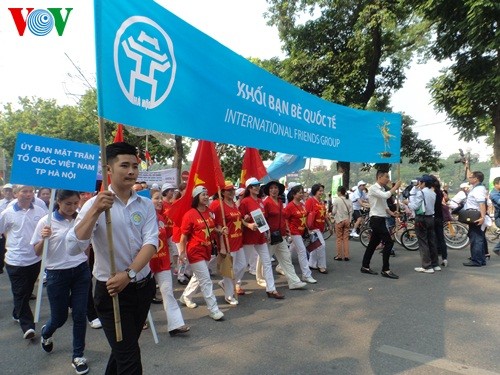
[114,16,177,110]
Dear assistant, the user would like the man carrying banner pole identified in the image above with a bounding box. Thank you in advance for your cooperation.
[67,137,158,374]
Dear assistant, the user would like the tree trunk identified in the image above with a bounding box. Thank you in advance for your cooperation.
[494,103,500,166]
[337,161,350,189]
[174,135,183,185]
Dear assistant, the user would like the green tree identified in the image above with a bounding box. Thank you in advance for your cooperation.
[263,0,436,185]
[412,0,500,164]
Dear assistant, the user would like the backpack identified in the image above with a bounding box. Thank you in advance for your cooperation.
[402,185,413,200]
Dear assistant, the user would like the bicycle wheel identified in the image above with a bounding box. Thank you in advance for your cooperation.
[400,228,419,251]
[359,228,372,248]
[322,227,332,240]
[444,222,469,249]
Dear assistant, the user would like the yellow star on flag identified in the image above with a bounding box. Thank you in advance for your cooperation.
[194,173,206,186]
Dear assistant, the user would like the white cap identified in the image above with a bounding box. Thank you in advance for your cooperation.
[192,185,207,198]
[2,183,13,189]
[351,186,357,192]
[235,187,245,196]
[151,183,159,190]
[357,180,367,187]
[460,182,470,189]
[245,177,260,188]
[161,182,176,193]
[288,182,299,189]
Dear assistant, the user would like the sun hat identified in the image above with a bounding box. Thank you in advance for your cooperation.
[245,177,260,188]
[262,180,285,196]
[161,182,176,193]
[357,180,367,187]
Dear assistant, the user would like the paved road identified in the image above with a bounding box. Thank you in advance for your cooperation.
[1,237,499,375]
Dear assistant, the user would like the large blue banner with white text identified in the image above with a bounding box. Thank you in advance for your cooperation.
[95,0,401,163]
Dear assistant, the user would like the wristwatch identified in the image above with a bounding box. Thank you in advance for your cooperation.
[125,268,137,282]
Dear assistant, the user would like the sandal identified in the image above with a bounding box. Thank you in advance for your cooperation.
[318,268,328,274]
[334,256,343,261]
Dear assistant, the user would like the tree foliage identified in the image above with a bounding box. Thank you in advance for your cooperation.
[258,1,441,183]
[412,0,500,164]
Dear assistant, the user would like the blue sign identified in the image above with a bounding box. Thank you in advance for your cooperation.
[95,0,401,163]
[11,134,100,191]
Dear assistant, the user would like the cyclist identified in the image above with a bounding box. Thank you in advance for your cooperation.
[350,181,369,238]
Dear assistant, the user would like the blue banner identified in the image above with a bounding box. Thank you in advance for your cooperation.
[95,0,401,163]
[261,153,307,183]
[11,134,100,191]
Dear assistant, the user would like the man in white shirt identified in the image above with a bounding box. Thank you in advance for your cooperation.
[462,171,487,267]
[350,180,368,237]
[0,185,45,339]
[448,182,470,213]
[66,142,158,374]
[408,175,439,273]
[360,170,401,279]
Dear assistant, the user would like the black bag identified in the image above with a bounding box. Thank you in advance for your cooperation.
[211,242,219,255]
[270,230,283,245]
[458,209,481,224]
[451,201,465,215]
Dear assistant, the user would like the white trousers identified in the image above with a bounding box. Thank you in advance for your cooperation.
[244,246,258,273]
[154,270,185,332]
[308,229,327,269]
[267,240,302,287]
[243,244,275,292]
[182,260,219,313]
[290,235,312,278]
[221,249,247,299]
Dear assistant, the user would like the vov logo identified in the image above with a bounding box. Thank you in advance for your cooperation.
[8,8,73,36]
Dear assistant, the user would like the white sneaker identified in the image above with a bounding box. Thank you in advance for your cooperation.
[433,266,442,271]
[179,295,197,309]
[414,267,435,274]
[302,276,317,284]
[350,232,360,238]
[275,264,285,276]
[89,318,102,329]
[441,259,448,267]
[225,296,239,306]
[289,281,307,290]
[23,328,36,340]
[209,310,224,321]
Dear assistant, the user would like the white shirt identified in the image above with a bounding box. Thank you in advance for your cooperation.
[367,183,392,218]
[0,203,44,266]
[449,190,467,209]
[8,197,49,214]
[66,188,159,282]
[331,196,352,222]
[351,188,367,210]
[408,187,436,216]
[0,198,13,213]
[30,211,87,270]
[465,184,487,210]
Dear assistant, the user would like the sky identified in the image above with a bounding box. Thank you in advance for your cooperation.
[0,0,490,163]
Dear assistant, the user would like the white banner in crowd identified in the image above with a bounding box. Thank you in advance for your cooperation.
[137,168,177,187]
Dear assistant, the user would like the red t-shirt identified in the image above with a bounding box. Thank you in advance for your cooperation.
[239,196,267,245]
[161,201,174,238]
[212,199,243,252]
[263,197,286,235]
[149,211,171,273]
[284,201,307,236]
[306,197,326,231]
[181,208,216,264]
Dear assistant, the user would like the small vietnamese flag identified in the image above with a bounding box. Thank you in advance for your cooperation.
[113,124,124,143]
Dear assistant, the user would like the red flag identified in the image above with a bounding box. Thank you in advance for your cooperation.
[168,140,225,226]
[240,147,267,187]
[145,150,153,166]
[113,124,124,143]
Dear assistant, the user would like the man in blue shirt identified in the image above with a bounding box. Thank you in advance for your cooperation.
[490,177,500,255]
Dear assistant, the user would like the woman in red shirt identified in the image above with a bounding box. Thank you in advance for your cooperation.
[212,181,246,303]
[240,178,284,299]
[262,181,306,290]
[284,185,317,284]
[178,186,225,321]
[149,190,190,335]
[305,183,332,274]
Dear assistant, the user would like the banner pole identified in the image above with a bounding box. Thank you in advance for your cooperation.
[99,117,123,342]
[34,188,56,323]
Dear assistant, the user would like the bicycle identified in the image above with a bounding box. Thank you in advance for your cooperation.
[359,212,414,249]
[398,220,470,251]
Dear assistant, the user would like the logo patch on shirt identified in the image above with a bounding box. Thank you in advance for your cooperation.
[131,211,143,225]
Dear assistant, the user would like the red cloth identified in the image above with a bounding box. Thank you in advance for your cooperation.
[168,140,225,227]
[263,197,286,235]
[149,211,171,273]
[212,199,243,252]
[162,201,174,238]
[239,196,267,245]
[172,225,181,243]
[240,147,267,187]
[113,124,124,143]
[305,197,326,231]
[284,201,308,236]
[181,208,216,264]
